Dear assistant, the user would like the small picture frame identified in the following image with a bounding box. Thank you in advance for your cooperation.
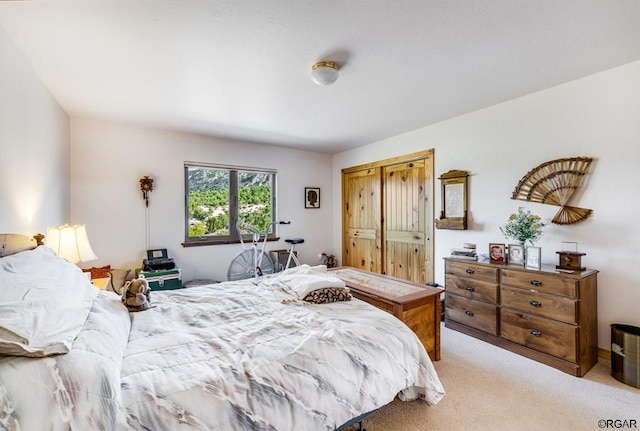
[526,246,541,269]
[305,187,320,209]
[508,244,525,265]
[489,243,506,264]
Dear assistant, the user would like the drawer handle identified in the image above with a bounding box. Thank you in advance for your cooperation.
[529,300,542,307]
[464,310,474,317]
[465,268,475,274]
[529,279,542,286]
[528,329,542,337]
[464,286,475,292]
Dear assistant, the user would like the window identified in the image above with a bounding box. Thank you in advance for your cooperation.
[184,162,276,245]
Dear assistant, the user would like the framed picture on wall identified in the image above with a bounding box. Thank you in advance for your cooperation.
[435,170,469,230]
[305,187,320,209]
[489,243,506,264]
[526,246,542,269]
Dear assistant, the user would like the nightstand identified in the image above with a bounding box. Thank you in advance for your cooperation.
[91,276,111,290]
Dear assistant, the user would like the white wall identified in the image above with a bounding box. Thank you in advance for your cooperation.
[70,118,334,282]
[332,60,640,350]
[0,26,69,233]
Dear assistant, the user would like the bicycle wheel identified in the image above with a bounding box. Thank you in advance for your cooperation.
[227,249,275,281]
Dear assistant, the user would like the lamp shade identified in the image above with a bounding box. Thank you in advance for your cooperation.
[311,61,339,86]
[45,224,97,264]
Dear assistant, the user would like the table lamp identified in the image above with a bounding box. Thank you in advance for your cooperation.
[45,224,97,264]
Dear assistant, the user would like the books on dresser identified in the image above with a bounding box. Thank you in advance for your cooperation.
[450,243,478,260]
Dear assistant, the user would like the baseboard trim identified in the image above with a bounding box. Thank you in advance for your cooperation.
[599,347,611,361]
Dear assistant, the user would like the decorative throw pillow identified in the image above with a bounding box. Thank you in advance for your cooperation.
[303,287,352,304]
[108,269,132,295]
[82,265,111,279]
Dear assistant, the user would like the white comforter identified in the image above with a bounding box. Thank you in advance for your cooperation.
[0,290,131,431]
[1,277,444,431]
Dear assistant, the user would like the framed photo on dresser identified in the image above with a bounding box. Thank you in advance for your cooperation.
[489,243,506,264]
[508,244,525,265]
[526,246,541,269]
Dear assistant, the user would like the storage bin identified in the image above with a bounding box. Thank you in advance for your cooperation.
[139,268,182,291]
[611,323,640,388]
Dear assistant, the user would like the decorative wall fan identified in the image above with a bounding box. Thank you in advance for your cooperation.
[511,157,593,225]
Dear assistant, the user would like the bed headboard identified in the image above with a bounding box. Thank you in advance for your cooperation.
[0,233,44,258]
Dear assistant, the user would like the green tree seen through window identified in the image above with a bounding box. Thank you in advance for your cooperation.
[185,165,275,242]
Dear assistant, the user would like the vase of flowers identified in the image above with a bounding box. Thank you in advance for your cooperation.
[500,207,546,245]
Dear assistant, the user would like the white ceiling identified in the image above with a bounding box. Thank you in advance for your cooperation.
[1,1,640,154]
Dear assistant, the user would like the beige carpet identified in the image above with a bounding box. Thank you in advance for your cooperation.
[361,324,640,431]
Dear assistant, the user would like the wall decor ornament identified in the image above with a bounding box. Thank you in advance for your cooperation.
[435,169,468,230]
[510,157,593,225]
[139,176,154,207]
[305,187,320,209]
[139,175,154,250]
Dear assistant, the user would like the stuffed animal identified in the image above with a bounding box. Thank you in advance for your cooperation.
[121,278,151,312]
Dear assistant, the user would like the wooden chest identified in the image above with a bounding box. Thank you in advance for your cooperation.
[444,258,598,377]
[329,267,442,361]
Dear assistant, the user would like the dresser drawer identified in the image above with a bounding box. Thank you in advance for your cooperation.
[445,274,499,304]
[501,269,577,297]
[501,310,577,362]
[501,285,577,324]
[446,260,500,283]
[446,294,498,335]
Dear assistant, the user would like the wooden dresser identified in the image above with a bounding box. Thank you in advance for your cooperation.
[444,257,598,376]
[329,267,442,361]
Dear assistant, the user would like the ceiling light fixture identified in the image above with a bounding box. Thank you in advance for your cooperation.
[311,61,339,86]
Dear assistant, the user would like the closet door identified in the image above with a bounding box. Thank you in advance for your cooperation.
[342,167,381,273]
[341,149,434,284]
[384,158,432,284]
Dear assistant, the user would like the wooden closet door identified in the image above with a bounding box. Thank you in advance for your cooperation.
[341,149,434,284]
[342,167,381,273]
[384,159,432,284]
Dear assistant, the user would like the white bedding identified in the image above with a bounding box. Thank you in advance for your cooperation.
[261,264,347,298]
[0,247,98,357]
[0,290,130,431]
[0,255,444,431]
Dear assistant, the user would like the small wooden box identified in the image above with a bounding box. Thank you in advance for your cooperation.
[556,251,586,271]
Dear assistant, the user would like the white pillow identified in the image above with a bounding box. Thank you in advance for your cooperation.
[0,246,98,357]
[266,264,347,299]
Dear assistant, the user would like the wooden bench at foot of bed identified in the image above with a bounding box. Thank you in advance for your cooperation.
[329,267,442,361]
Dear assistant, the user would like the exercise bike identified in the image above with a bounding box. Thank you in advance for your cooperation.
[226,216,303,281]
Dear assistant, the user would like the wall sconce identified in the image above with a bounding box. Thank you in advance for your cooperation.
[139,176,154,207]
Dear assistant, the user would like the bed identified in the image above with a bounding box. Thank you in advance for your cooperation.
[0,234,444,431]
